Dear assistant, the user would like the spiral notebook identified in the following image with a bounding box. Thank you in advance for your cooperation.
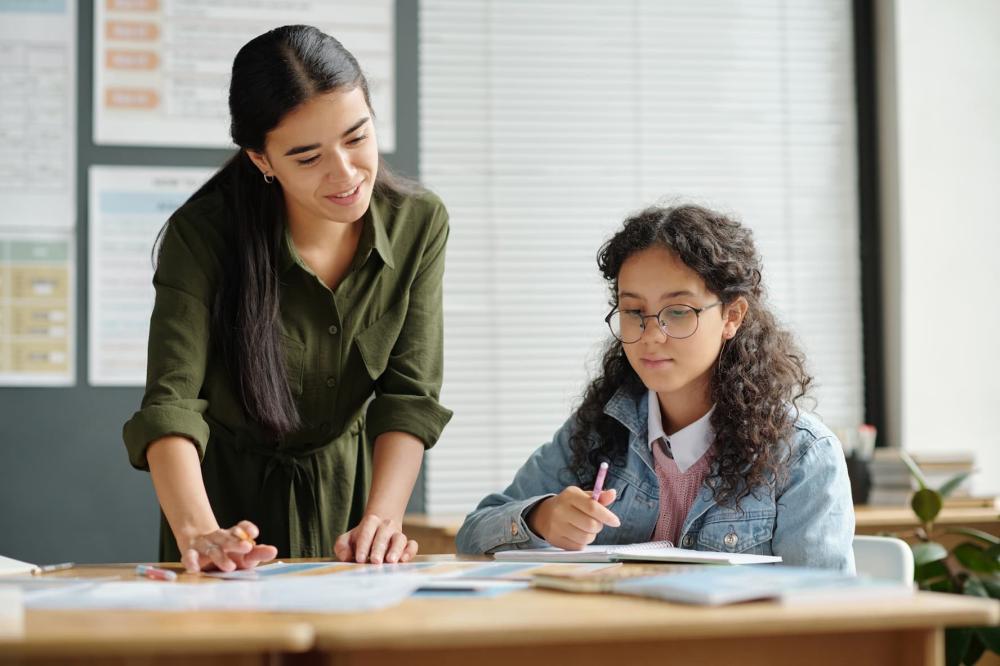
[493,540,781,565]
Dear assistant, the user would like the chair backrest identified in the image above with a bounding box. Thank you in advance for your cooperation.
[852,535,915,585]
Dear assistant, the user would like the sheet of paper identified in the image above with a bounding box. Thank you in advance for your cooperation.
[0,0,76,230]
[207,559,617,582]
[87,165,213,386]
[0,229,75,385]
[93,0,396,151]
[25,574,424,613]
[0,555,36,577]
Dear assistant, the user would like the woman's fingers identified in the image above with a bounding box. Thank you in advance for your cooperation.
[181,548,202,574]
[400,539,418,563]
[353,516,381,563]
[242,544,278,567]
[368,522,398,564]
[383,532,408,564]
[333,531,353,562]
[200,535,237,572]
[232,521,260,544]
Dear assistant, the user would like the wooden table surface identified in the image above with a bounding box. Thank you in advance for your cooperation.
[1,557,998,666]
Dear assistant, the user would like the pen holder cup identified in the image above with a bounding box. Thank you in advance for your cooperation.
[845,454,871,505]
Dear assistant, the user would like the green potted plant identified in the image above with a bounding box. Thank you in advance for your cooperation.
[899,451,1000,665]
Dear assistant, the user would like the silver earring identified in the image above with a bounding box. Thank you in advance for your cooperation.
[263,173,274,184]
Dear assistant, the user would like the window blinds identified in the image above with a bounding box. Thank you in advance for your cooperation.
[419,0,862,515]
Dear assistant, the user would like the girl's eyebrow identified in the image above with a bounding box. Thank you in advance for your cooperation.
[618,289,696,300]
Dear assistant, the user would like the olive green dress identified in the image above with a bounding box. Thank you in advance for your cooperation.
[122,184,452,561]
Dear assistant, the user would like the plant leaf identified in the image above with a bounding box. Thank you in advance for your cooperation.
[964,634,986,665]
[954,544,1000,575]
[911,488,943,525]
[962,576,990,598]
[912,541,949,567]
[899,449,929,490]
[942,527,1000,547]
[976,625,1000,654]
[982,577,1000,599]
[929,579,955,593]
[937,471,972,498]
[915,559,950,583]
[945,627,972,666]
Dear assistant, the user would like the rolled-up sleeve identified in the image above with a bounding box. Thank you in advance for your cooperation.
[122,219,213,470]
[365,203,453,448]
[456,417,578,554]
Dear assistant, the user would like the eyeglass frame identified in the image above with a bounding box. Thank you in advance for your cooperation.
[604,301,723,343]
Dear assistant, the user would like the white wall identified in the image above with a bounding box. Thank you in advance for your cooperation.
[878,0,1000,494]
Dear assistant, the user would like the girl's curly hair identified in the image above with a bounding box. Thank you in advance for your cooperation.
[569,204,812,507]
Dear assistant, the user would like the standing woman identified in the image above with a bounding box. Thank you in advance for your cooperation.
[123,25,451,572]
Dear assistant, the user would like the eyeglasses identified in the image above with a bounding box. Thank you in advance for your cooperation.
[605,302,722,343]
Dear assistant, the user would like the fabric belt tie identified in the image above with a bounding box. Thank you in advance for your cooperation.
[235,413,364,558]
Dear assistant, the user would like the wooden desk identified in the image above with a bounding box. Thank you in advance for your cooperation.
[297,564,998,666]
[855,504,1000,535]
[0,564,315,666]
[2,559,997,666]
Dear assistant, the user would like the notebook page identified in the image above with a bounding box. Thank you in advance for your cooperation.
[608,540,675,553]
[0,555,37,577]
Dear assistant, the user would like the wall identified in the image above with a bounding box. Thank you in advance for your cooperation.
[877,0,1000,493]
[0,1,422,564]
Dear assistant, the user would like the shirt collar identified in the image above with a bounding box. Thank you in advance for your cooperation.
[279,196,396,274]
[647,390,715,473]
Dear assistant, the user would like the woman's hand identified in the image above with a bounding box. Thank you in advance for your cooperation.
[334,514,418,564]
[527,486,620,550]
[179,521,278,573]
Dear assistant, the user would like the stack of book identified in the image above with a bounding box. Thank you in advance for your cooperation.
[868,449,975,506]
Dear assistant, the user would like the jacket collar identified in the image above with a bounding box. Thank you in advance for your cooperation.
[602,383,719,532]
[603,385,655,475]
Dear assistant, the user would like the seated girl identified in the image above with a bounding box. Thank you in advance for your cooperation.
[455,203,855,571]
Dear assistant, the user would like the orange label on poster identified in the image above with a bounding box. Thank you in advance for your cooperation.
[106,50,159,70]
[105,88,159,109]
[106,0,159,10]
[105,21,159,41]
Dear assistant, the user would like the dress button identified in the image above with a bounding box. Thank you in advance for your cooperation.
[326,376,337,388]
[511,522,519,537]
[724,532,739,548]
[681,534,694,548]
[328,325,338,335]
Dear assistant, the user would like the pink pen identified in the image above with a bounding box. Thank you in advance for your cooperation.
[591,461,609,501]
[135,564,178,582]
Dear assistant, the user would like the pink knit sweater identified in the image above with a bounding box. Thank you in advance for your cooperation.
[651,439,712,545]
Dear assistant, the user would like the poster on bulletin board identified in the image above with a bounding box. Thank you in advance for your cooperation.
[87,165,214,387]
[92,0,396,151]
[0,0,77,386]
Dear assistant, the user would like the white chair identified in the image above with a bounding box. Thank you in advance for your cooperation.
[852,535,915,585]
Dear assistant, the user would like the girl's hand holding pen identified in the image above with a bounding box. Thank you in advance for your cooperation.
[526,486,620,551]
[179,520,278,574]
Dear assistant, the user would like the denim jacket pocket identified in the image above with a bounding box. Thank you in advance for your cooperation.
[695,508,776,554]
[355,298,407,379]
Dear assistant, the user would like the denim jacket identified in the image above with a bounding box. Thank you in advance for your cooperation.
[456,387,856,572]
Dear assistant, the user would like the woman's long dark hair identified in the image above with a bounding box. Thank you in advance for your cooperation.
[163,25,414,437]
[570,204,813,507]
